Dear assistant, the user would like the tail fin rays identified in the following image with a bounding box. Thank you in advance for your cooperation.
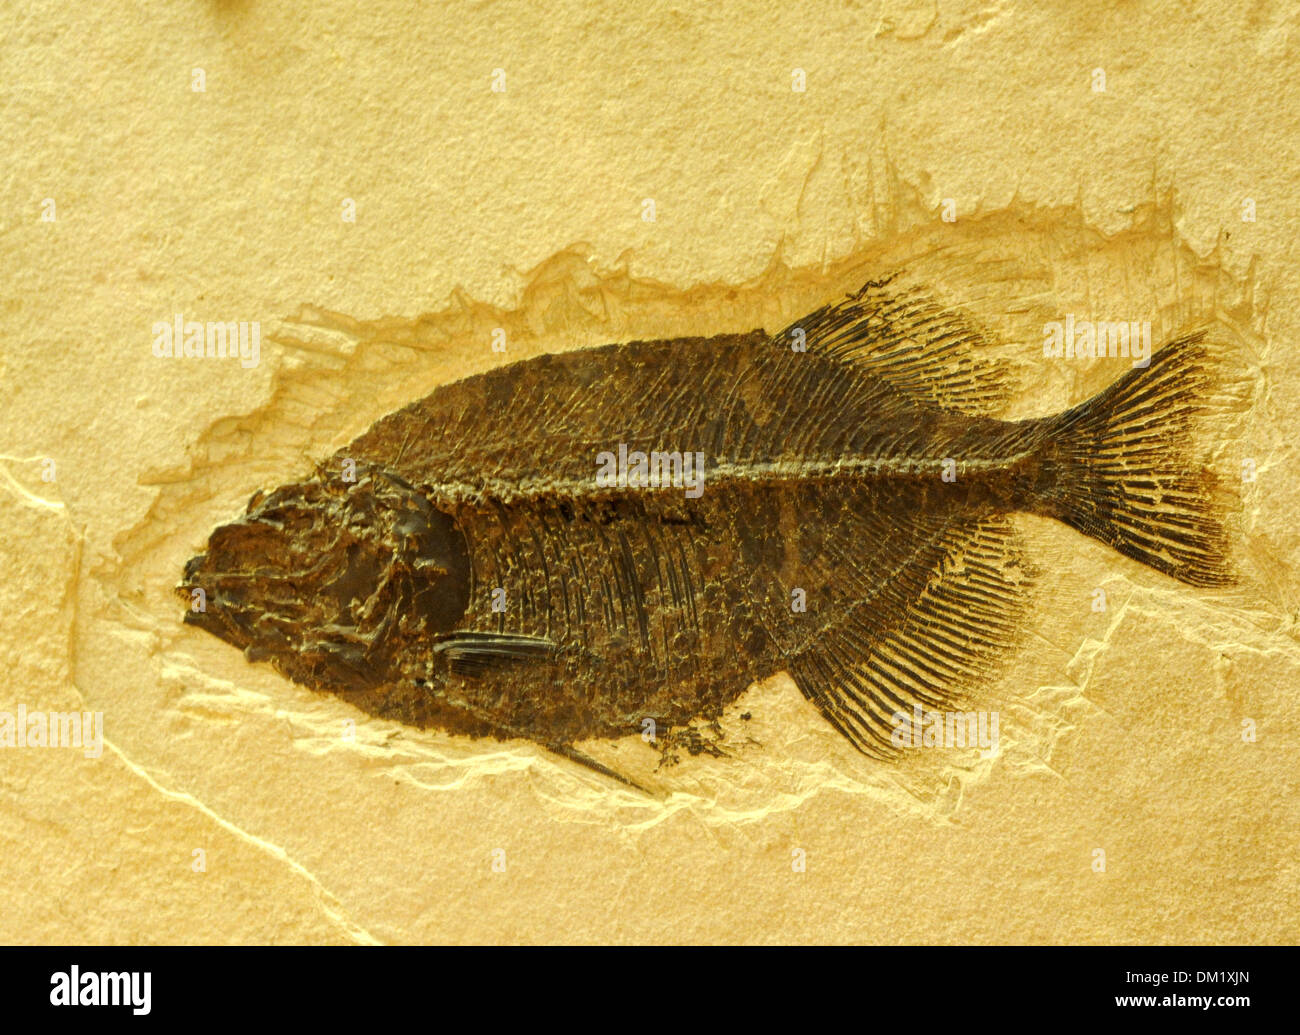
[1042,333,1234,587]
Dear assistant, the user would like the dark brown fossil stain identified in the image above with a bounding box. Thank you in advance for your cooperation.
[177,276,1233,786]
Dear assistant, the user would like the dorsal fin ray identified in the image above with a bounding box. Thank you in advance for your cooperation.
[775,276,1012,416]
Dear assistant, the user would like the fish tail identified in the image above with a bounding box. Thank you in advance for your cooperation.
[1037,332,1234,587]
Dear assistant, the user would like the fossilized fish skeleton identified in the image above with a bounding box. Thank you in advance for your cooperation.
[178,278,1232,783]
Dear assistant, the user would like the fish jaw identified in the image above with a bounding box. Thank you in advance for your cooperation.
[176,464,472,693]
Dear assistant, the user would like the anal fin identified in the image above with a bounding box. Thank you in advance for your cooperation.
[787,513,1034,758]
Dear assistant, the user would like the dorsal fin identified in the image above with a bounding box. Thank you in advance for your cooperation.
[775,276,1012,415]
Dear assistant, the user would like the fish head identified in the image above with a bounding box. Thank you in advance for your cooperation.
[177,463,470,692]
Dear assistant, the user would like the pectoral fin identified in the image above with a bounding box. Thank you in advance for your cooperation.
[432,631,560,676]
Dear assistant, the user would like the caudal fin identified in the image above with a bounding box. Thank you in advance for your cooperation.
[1040,333,1234,587]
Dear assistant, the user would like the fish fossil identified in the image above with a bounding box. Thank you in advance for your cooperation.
[178,277,1232,784]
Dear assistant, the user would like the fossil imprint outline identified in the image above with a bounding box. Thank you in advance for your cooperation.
[177,276,1234,787]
